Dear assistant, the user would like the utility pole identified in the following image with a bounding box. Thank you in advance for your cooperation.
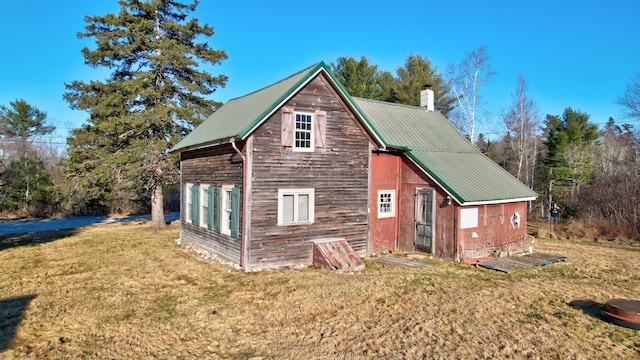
[548,168,553,232]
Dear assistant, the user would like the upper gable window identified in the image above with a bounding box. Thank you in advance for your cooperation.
[294,112,314,151]
[281,107,326,152]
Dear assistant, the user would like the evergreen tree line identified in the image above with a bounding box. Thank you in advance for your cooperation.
[0,0,638,238]
[334,55,639,238]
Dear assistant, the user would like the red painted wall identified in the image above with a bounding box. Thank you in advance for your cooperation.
[397,158,456,257]
[456,202,528,260]
[369,152,400,253]
[370,152,531,261]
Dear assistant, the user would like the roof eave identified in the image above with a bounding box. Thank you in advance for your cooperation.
[404,151,464,205]
[241,62,387,148]
[404,151,538,206]
[460,196,538,206]
[169,137,236,154]
[238,63,325,140]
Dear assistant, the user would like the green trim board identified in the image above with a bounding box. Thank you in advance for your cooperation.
[353,97,537,204]
[171,62,385,153]
[173,62,537,204]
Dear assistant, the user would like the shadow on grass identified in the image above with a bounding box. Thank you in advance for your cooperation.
[0,295,36,351]
[569,299,606,320]
[0,229,78,252]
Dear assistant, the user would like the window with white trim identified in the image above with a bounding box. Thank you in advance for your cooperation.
[294,112,314,151]
[278,188,315,225]
[221,185,233,235]
[378,190,396,218]
[200,185,209,229]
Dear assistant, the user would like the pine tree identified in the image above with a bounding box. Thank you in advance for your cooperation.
[64,0,227,230]
[0,99,55,215]
[542,108,598,210]
[394,54,455,116]
[330,56,382,99]
[0,99,54,160]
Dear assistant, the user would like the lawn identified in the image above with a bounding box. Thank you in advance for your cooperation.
[1,221,639,359]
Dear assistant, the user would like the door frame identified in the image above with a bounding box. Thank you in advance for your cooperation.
[415,188,436,254]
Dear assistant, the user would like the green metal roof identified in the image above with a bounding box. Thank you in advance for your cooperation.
[171,62,384,153]
[171,61,536,204]
[354,98,537,204]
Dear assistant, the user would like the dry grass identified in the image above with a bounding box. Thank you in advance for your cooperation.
[1,222,639,359]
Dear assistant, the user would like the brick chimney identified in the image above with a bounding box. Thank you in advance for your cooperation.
[420,84,435,111]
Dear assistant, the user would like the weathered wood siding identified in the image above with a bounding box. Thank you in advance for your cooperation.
[248,73,371,269]
[180,144,243,264]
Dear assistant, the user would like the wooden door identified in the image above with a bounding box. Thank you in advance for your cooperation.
[415,189,435,253]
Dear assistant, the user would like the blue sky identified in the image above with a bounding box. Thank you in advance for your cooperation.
[1,0,638,145]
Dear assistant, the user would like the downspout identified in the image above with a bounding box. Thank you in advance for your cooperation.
[230,138,247,268]
[230,137,245,161]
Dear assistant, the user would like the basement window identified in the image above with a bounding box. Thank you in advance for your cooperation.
[378,190,396,218]
[278,188,315,225]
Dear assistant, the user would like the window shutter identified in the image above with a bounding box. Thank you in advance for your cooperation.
[214,187,221,232]
[207,187,214,230]
[281,107,294,149]
[192,185,199,226]
[315,110,327,150]
[182,183,186,222]
[230,187,240,239]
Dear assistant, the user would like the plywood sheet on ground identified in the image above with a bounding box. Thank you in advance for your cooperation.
[369,255,434,269]
[477,252,567,273]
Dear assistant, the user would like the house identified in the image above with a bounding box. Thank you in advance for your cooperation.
[170,62,537,270]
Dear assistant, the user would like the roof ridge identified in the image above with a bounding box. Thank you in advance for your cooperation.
[409,148,479,154]
[353,96,430,111]
[228,62,322,102]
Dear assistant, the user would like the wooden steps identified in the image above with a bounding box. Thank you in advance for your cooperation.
[311,238,365,272]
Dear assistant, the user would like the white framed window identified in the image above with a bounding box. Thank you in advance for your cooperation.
[200,185,209,229]
[378,190,396,218]
[294,112,314,151]
[221,185,233,235]
[278,188,315,225]
[185,183,193,223]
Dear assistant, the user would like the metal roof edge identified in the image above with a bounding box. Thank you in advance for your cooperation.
[404,151,464,204]
[239,62,324,139]
[169,137,235,154]
[460,196,538,206]
[322,66,387,148]
[239,62,387,149]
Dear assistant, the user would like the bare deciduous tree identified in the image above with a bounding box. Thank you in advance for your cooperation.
[502,74,540,187]
[617,73,640,120]
[448,45,495,143]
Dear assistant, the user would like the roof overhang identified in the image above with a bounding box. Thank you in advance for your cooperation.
[460,197,538,206]
[240,63,387,149]
[402,149,537,206]
[169,137,236,154]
